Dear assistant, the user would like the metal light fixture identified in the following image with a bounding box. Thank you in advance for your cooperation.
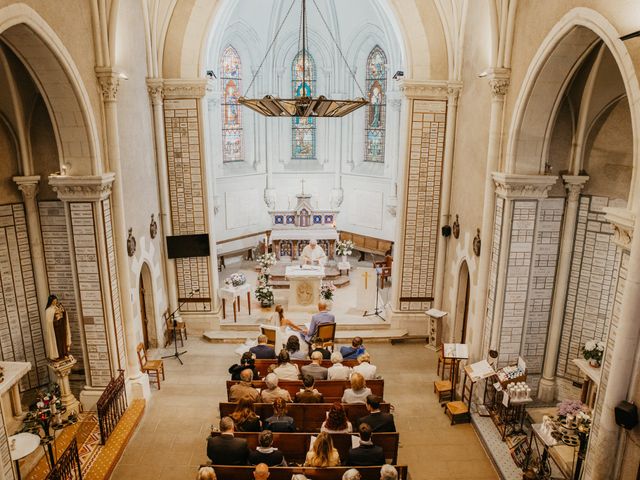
[239,0,368,118]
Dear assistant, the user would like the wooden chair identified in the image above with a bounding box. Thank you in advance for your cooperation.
[260,324,277,347]
[314,322,336,352]
[136,342,164,389]
[437,346,453,379]
[373,255,393,289]
[445,400,470,425]
[434,379,453,403]
[164,310,187,347]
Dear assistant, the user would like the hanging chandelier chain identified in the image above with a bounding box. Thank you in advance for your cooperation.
[244,0,297,96]
[310,0,366,98]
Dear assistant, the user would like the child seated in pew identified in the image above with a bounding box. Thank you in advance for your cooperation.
[264,397,296,432]
[321,402,353,433]
[248,430,287,466]
[305,431,341,467]
[295,375,324,403]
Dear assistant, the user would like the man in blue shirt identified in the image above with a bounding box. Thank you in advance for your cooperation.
[304,301,335,343]
[340,336,366,360]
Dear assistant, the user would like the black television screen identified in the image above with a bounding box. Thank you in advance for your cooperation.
[166,234,210,259]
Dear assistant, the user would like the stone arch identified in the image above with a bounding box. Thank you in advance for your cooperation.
[0,3,101,176]
[505,7,640,205]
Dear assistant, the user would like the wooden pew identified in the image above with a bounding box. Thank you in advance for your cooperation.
[209,431,399,464]
[227,379,384,403]
[253,359,360,378]
[204,465,409,480]
[219,402,392,432]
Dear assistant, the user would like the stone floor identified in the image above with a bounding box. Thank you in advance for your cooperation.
[112,338,498,480]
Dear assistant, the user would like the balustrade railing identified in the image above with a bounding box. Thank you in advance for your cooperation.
[96,369,127,445]
[44,437,82,480]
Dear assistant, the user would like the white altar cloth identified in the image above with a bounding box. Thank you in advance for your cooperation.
[285,265,325,278]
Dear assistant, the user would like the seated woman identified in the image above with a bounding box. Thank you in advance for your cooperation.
[230,396,262,432]
[248,430,287,466]
[261,373,292,403]
[272,350,300,381]
[228,351,259,381]
[304,431,341,467]
[321,402,353,433]
[264,397,296,432]
[285,335,308,360]
[327,351,351,380]
[274,305,308,357]
[341,373,372,404]
[352,352,378,380]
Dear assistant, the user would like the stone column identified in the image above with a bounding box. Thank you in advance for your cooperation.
[12,176,49,328]
[434,84,462,309]
[96,68,150,399]
[147,79,179,316]
[538,175,588,401]
[471,68,510,362]
[385,96,403,218]
[584,208,637,479]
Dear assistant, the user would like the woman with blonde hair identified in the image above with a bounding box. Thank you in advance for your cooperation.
[304,431,340,467]
[341,372,372,404]
[230,396,262,432]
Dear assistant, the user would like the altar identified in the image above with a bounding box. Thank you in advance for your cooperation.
[285,265,325,311]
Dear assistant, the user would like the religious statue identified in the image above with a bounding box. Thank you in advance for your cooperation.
[44,295,72,361]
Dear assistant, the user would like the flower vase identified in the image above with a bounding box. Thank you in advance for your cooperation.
[341,255,347,264]
[260,300,271,308]
[588,358,601,368]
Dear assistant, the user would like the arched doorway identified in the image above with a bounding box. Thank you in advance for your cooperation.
[453,261,470,344]
[139,263,157,349]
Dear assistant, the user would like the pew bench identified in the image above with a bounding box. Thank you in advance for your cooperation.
[253,359,360,378]
[209,431,399,464]
[219,402,392,432]
[203,465,409,480]
[227,379,385,403]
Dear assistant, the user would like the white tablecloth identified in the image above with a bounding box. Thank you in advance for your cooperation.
[285,265,325,278]
[219,283,252,302]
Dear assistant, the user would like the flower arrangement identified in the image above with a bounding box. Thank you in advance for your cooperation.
[225,272,246,287]
[335,240,354,257]
[19,384,71,438]
[257,252,277,269]
[255,284,274,306]
[582,340,605,367]
[557,399,589,418]
[320,282,336,301]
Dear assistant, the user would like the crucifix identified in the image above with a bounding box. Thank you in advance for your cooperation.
[362,270,369,290]
[300,178,306,195]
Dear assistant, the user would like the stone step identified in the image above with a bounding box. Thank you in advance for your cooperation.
[219,321,391,332]
[203,328,408,344]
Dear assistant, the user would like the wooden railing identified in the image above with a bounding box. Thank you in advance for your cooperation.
[96,369,127,445]
[44,437,82,480]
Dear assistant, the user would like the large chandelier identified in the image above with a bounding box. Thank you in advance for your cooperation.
[239,0,368,118]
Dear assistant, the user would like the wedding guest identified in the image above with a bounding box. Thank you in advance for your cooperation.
[380,465,398,480]
[304,431,340,467]
[295,374,324,403]
[250,335,276,359]
[264,398,296,432]
[356,395,396,432]
[340,337,366,360]
[249,430,287,466]
[231,396,262,432]
[321,402,353,433]
[352,353,378,380]
[327,351,351,380]
[300,351,328,380]
[273,350,300,381]
[285,335,308,360]
[229,369,261,402]
[261,373,292,403]
[229,352,259,380]
[207,417,249,465]
[342,373,372,404]
[253,463,270,480]
[347,423,385,466]
[342,469,362,480]
[196,467,216,480]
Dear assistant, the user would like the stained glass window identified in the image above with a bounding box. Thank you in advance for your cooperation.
[291,50,316,160]
[221,46,243,162]
[364,46,387,163]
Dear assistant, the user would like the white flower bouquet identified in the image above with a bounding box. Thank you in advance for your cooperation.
[582,340,605,366]
[257,252,277,269]
[225,272,246,287]
[335,240,354,257]
[255,284,274,306]
[320,282,336,301]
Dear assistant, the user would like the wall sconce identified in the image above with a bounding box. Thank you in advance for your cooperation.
[473,228,481,256]
[452,215,460,239]
[127,228,136,257]
[150,214,158,239]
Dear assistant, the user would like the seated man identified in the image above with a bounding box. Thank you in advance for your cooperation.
[207,416,250,465]
[380,465,398,480]
[253,463,270,480]
[249,431,287,467]
[356,395,396,432]
[260,373,292,403]
[295,374,324,403]
[340,337,366,360]
[348,423,385,466]
[229,369,262,402]
[300,351,328,380]
[342,469,362,480]
[304,301,335,343]
[300,239,326,266]
[352,352,378,380]
[250,335,276,359]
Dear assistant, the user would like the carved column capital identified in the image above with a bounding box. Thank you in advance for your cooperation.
[13,175,41,200]
[562,175,589,202]
[49,173,115,201]
[146,78,164,106]
[487,68,511,97]
[96,68,121,103]
[492,172,558,199]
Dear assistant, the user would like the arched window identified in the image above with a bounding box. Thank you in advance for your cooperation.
[364,46,387,163]
[221,46,243,162]
[291,50,316,160]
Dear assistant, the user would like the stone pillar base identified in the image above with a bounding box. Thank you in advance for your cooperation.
[537,376,556,402]
[80,387,104,412]
[49,356,81,418]
[126,373,151,401]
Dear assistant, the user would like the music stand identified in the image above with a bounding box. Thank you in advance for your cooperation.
[363,266,386,321]
[162,289,197,365]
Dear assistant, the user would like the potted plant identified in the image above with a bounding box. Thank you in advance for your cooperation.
[582,340,604,368]
[255,284,274,308]
[335,240,354,263]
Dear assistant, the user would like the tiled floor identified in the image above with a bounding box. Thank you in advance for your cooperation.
[112,338,499,480]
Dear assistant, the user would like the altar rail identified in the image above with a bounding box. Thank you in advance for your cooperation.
[96,369,127,445]
[219,402,392,432]
[45,437,82,480]
[227,379,384,403]
[202,465,408,480]
[253,359,359,378]
[209,431,399,464]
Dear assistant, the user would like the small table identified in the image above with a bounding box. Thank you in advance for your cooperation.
[571,358,601,409]
[337,261,351,275]
[8,432,40,480]
[220,283,252,322]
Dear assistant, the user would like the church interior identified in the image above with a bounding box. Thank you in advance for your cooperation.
[0,0,639,479]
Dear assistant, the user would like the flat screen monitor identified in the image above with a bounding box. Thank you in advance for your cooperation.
[166,234,210,259]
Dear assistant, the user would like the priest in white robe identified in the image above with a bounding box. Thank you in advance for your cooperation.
[300,239,326,266]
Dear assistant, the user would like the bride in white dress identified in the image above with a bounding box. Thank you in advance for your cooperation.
[272,304,308,357]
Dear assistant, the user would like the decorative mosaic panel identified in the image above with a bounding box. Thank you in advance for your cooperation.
[399,99,446,311]
[484,197,504,352]
[557,196,617,381]
[39,201,83,373]
[498,200,537,367]
[69,203,111,387]
[0,204,48,391]
[164,98,211,311]
[102,200,126,371]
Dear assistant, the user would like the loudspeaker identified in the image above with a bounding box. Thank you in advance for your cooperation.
[441,225,452,237]
[615,401,638,430]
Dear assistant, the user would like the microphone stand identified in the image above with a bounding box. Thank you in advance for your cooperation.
[162,289,197,365]
[363,255,386,322]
